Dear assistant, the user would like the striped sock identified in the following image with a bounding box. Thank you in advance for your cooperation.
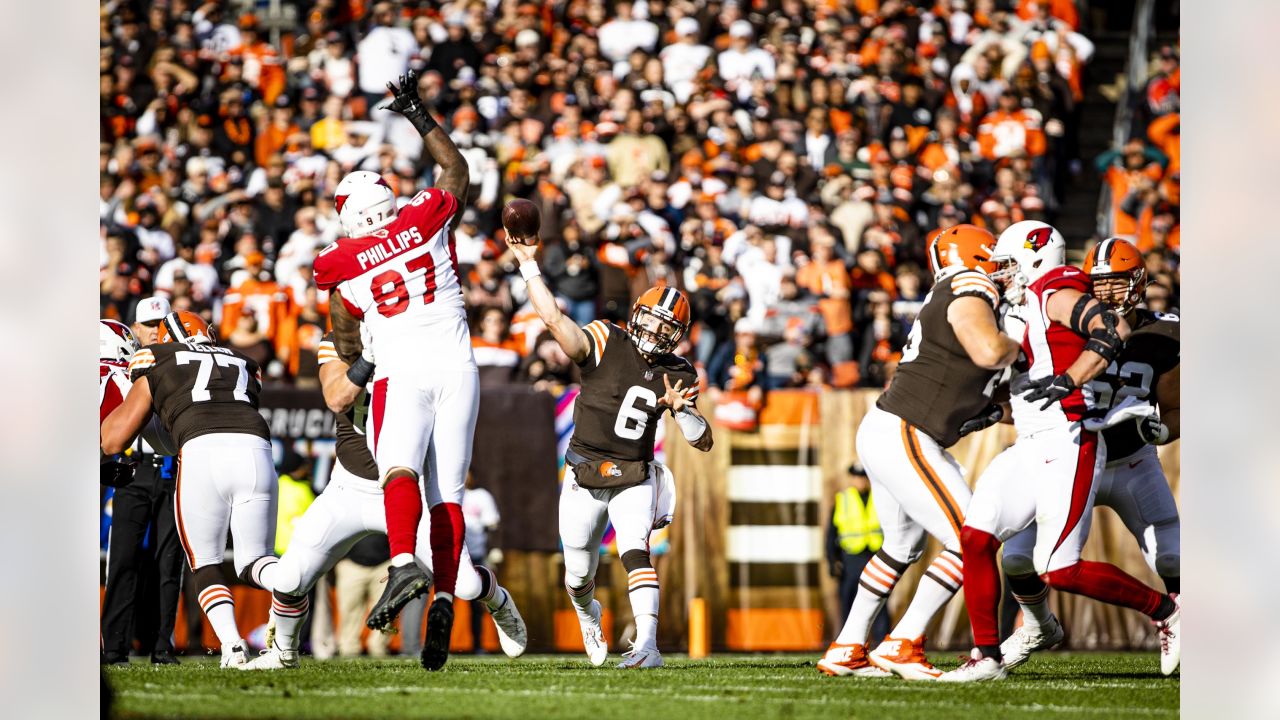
[270,591,310,652]
[244,556,279,592]
[1006,572,1054,629]
[893,550,963,639]
[835,550,907,645]
[197,584,240,646]
[476,566,509,612]
[566,579,596,618]
[627,568,660,650]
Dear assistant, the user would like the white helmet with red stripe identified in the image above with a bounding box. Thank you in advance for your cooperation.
[100,319,139,363]
[336,171,397,238]
[991,220,1066,304]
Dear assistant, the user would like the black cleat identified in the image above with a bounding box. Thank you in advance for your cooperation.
[366,564,432,631]
[420,598,455,671]
[150,651,180,665]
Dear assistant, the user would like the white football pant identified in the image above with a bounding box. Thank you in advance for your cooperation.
[559,462,673,588]
[175,433,278,574]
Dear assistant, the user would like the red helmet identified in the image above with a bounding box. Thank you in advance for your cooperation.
[629,286,691,356]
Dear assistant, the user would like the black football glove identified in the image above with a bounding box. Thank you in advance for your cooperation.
[1023,373,1076,410]
[383,69,439,135]
[1135,415,1172,445]
[958,403,1004,438]
[101,455,137,488]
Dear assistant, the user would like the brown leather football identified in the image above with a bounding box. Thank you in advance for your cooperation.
[501,198,541,244]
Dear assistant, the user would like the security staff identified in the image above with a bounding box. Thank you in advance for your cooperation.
[101,297,183,665]
[826,464,889,644]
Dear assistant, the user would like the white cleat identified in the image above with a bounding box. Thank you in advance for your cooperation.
[937,649,1008,683]
[617,643,664,669]
[239,647,300,671]
[490,592,528,658]
[579,600,608,667]
[1000,615,1065,670]
[220,640,250,668]
[1154,596,1180,676]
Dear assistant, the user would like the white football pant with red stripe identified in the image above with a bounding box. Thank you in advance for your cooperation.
[367,369,478,504]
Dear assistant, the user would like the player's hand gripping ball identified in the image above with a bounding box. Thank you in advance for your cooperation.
[502,198,541,245]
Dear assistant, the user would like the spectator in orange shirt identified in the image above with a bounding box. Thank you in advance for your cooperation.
[255,95,304,167]
[795,231,859,387]
[977,89,1047,161]
[1017,0,1080,30]
[1097,138,1166,237]
[220,253,295,374]
[471,307,525,385]
[236,15,286,106]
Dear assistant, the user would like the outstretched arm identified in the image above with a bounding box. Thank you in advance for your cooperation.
[505,238,591,364]
[658,373,714,451]
[385,70,470,230]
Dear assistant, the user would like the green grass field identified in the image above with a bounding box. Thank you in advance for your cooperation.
[105,653,1177,720]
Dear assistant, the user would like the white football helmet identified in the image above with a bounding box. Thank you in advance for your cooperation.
[991,220,1066,304]
[335,171,397,238]
[100,319,139,363]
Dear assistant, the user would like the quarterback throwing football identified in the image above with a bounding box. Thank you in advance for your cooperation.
[506,234,713,669]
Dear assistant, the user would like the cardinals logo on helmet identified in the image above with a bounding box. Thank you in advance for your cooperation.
[1024,227,1054,251]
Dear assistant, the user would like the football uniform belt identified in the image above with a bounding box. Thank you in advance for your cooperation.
[566,447,649,490]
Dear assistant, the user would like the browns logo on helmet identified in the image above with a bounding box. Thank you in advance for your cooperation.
[927,224,998,278]
[1084,237,1148,314]
[157,310,215,345]
[629,286,690,356]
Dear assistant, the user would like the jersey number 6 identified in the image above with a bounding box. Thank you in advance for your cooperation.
[615,386,658,440]
[370,253,437,317]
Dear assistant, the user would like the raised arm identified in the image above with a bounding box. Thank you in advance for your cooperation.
[329,288,362,363]
[384,70,470,230]
[101,376,154,455]
[505,238,591,364]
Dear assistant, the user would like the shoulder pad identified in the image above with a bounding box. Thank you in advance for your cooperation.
[949,270,1000,309]
[1032,265,1090,294]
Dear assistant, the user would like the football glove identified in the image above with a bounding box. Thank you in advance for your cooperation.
[1135,415,1172,445]
[384,69,439,135]
[101,455,137,488]
[958,403,1004,438]
[1023,373,1076,410]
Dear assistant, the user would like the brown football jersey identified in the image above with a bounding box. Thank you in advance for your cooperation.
[1087,309,1180,461]
[318,334,380,481]
[128,341,269,448]
[877,269,1003,448]
[570,321,699,463]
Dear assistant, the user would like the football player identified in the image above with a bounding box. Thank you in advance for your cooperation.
[998,236,1180,669]
[101,312,279,668]
[312,70,476,671]
[818,225,1021,680]
[507,236,711,669]
[241,333,528,670]
[941,222,1180,682]
[99,320,143,488]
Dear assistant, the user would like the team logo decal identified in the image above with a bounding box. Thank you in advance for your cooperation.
[599,462,623,478]
[1024,227,1053,251]
[643,370,653,381]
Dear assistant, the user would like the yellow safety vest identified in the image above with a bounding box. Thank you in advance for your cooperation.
[275,473,316,556]
[834,488,883,554]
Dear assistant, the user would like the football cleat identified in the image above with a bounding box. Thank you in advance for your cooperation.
[868,636,942,680]
[937,649,1008,683]
[817,642,892,678]
[1154,595,1180,676]
[579,600,609,667]
[617,642,664,669]
[420,597,455,671]
[1000,615,1065,670]
[239,647,300,671]
[366,563,432,631]
[490,592,528,658]
[220,640,250,668]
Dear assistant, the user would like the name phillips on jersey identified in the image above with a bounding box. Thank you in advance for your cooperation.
[352,227,425,271]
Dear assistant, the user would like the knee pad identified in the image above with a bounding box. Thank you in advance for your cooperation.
[563,552,594,589]
[620,549,652,573]
[270,559,304,597]
[1001,548,1036,577]
[453,560,482,602]
[1154,553,1180,579]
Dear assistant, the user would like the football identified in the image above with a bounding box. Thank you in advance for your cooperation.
[502,198,541,244]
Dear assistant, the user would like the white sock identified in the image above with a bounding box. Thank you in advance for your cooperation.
[634,613,658,650]
[566,579,596,618]
[271,594,310,652]
[835,553,905,645]
[893,550,963,639]
[391,553,415,567]
[626,568,660,649]
[197,584,241,646]
[485,586,510,613]
[1013,584,1054,630]
[436,592,454,603]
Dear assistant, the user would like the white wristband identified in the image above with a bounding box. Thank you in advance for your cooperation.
[674,406,707,442]
[519,261,541,281]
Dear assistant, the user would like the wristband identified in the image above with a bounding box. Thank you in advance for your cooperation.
[346,356,376,386]
[519,261,542,282]
[674,406,707,442]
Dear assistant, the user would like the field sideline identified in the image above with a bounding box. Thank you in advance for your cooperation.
[105,652,1177,719]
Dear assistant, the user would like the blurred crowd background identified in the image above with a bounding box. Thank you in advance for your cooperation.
[100,0,1181,404]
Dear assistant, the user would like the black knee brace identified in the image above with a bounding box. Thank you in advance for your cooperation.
[621,549,652,573]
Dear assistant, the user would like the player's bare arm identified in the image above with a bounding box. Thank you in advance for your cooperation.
[329,288,362,362]
[1153,364,1180,442]
[319,357,363,415]
[947,295,1020,370]
[506,239,591,363]
[101,375,154,455]
[1047,288,1131,385]
[385,70,471,231]
[658,373,714,451]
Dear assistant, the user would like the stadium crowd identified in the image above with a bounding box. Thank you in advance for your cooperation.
[99,0,1180,406]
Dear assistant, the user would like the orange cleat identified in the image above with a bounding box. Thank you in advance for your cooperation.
[817,642,892,677]
[868,636,943,680]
